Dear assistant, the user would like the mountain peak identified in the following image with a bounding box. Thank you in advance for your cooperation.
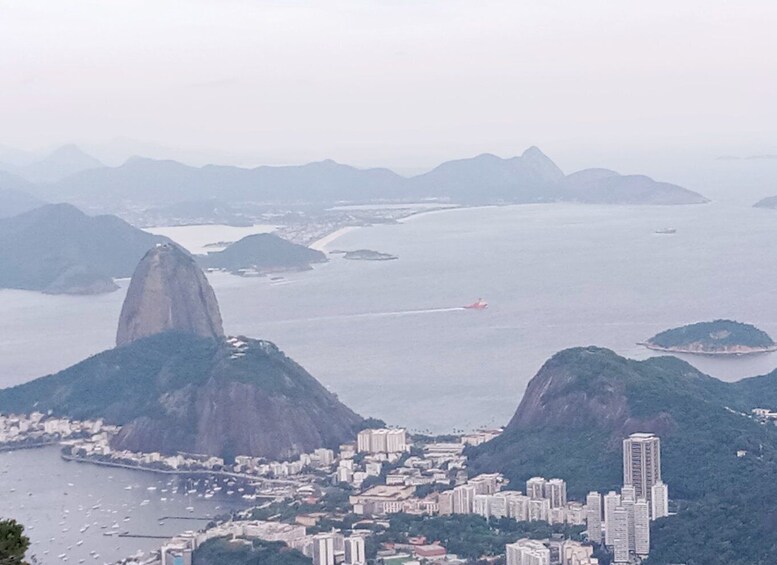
[116,243,224,346]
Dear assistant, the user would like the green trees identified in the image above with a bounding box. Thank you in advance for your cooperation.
[192,537,310,565]
[0,519,30,565]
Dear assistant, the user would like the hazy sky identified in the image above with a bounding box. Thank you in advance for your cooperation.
[1,0,776,171]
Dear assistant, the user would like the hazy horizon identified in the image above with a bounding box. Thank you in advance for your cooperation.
[2,0,777,174]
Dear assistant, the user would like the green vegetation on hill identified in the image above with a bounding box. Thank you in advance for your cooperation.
[200,233,326,274]
[468,347,777,565]
[646,319,775,352]
[0,331,363,459]
[0,332,220,424]
[193,537,310,565]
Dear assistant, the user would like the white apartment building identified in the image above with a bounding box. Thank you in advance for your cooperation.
[506,538,551,565]
[312,533,336,565]
[634,499,650,556]
[650,481,669,519]
[344,536,366,565]
[585,491,602,544]
[453,484,476,514]
[544,478,567,508]
[526,477,547,500]
[611,507,630,564]
[603,491,621,546]
[356,428,407,454]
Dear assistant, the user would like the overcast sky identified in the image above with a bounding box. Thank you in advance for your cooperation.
[1,0,776,171]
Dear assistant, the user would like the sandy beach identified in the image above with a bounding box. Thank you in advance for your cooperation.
[309,226,361,251]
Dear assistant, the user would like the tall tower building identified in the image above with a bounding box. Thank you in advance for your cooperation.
[620,495,636,553]
[634,499,651,556]
[623,433,661,503]
[651,481,669,519]
[344,536,366,565]
[585,491,603,544]
[611,507,630,564]
[603,491,621,546]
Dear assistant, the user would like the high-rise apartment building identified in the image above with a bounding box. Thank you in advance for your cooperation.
[527,477,547,500]
[650,481,669,520]
[453,484,476,514]
[356,428,407,454]
[312,533,336,565]
[506,539,551,565]
[545,478,567,508]
[623,433,661,503]
[603,491,621,546]
[634,499,650,556]
[344,535,366,565]
[611,507,630,564]
[585,491,602,544]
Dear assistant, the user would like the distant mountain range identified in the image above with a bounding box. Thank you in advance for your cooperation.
[0,145,103,183]
[469,346,777,564]
[0,172,45,218]
[3,145,706,209]
[0,203,166,294]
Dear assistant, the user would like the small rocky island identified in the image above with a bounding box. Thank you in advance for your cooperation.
[642,319,777,355]
[332,249,398,261]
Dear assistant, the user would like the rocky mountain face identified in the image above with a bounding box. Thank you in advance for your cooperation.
[116,243,224,346]
[0,244,363,459]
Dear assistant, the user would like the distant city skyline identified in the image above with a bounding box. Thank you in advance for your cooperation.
[1,1,777,173]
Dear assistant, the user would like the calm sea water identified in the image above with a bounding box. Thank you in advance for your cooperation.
[0,447,248,564]
[2,203,777,432]
[3,192,777,560]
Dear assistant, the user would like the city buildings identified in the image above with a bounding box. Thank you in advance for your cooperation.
[356,428,407,454]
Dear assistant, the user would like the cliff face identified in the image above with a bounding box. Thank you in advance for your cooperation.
[116,243,224,346]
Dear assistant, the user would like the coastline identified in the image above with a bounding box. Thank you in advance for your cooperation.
[307,204,475,251]
[308,226,361,251]
[640,342,777,356]
[61,453,300,485]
